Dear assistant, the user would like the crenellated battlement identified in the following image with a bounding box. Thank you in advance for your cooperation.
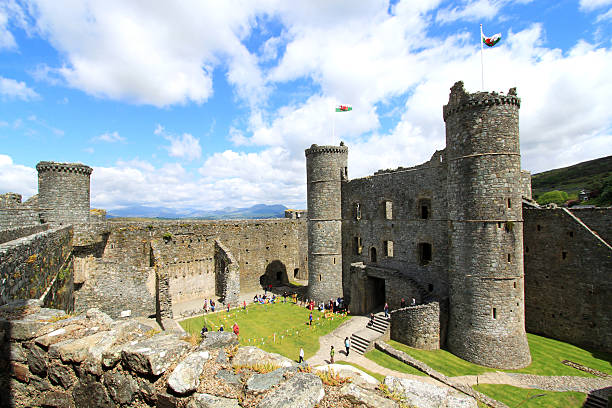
[305,143,348,156]
[36,161,93,175]
[443,81,520,122]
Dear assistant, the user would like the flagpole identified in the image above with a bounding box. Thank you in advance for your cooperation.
[332,101,336,139]
[480,24,485,90]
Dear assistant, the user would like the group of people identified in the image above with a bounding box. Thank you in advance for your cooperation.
[297,336,351,365]
[201,322,240,337]
[202,299,216,313]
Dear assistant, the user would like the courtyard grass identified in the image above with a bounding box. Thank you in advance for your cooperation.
[473,384,586,408]
[179,301,350,361]
[383,334,612,378]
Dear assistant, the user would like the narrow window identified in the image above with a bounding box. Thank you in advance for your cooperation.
[384,201,393,220]
[498,222,502,229]
[513,281,517,289]
[562,251,568,260]
[428,283,434,292]
[418,198,431,219]
[333,257,336,265]
[370,247,377,263]
[355,202,361,220]
[493,308,497,319]
[507,254,511,263]
[418,243,432,265]
[384,240,394,257]
[507,198,512,208]
[568,231,574,238]
[537,225,541,231]
[293,268,299,278]
[319,274,322,282]
[354,237,362,255]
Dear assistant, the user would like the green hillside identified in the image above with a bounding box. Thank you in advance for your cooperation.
[531,155,612,206]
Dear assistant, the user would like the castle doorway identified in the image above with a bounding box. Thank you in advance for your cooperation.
[365,276,386,313]
[260,260,288,288]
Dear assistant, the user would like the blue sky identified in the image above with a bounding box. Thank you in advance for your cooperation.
[1,0,611,211]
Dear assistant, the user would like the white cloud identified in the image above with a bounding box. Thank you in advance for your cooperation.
[580,0,612,11]
[0,7,16,49]
[22,0,274,107]
[0,155,37,199]
[595,7,612,21]
[436,0,502,23]
[163,132,202,161]
[94,131,125,143]
[0,76,39,101]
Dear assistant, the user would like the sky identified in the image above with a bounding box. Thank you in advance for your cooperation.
[1,0,611,211]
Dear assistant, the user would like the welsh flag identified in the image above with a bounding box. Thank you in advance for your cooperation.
[482,31,501,47]
[336,105,352,112]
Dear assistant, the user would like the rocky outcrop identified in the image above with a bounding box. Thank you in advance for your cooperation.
[0,299,486,408]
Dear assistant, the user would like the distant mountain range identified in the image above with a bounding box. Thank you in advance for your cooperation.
[107,204,289,219]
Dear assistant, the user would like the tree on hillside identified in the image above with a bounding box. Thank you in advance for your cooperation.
[537,190,569,206]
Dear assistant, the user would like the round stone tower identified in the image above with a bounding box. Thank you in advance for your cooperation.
[305,143,348,303]
[443,81,531,369]
[36,161,93,225]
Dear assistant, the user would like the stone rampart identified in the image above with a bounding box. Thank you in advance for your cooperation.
[0,226,72,306]
[0,208,42,231]
[569,207,612,244]
[390,300,447,350]
[0,225,50,245]
[524,207,612,352]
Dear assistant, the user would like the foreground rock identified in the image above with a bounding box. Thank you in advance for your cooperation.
[232,346,295,368]
[256,372,324,408]
[385,376,477,408]
[168,351,210,394]
[1,299,492,408]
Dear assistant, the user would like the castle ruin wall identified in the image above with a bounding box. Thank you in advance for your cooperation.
[0,226,72,307]
[524,207,612,352]
[0,225,50,245]
[342,159,449,308]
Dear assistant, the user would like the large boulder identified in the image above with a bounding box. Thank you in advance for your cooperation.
[232,346,294,369]
[121,333,190,376]
[197,331,238,350]
[340,383,398,408]
[246,368,287,393]
[256,372,324,408]
[168,351,210,394]
[384,376,477,408]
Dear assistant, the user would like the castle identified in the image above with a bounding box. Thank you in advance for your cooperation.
[1,81,610,370]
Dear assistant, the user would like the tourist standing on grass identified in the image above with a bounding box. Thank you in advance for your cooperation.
[309,312,313,326]
[219,324,224,332]
[201,325,208,336]
[243,300,246,310]
[211,300,215,313]
[298,348,304,363]
[384,302,389,318]
[233,322,239,337]
[345,337,350,356]
[330,346,335,363]
[227,303,231,313]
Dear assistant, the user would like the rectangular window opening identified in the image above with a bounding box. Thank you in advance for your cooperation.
[493,307,497,319]
[562,251,568,260]
[384,240,394,257]
[418,243,432,265]
[507,198,512,208]
[507,254,511,263]
[385,201,393,220]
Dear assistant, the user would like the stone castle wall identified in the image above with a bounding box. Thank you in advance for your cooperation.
[342,152,449,307]
[0,226,72,306]
[0,208,42,231]
[524,207,612,352]
[390,301,447,350]
[71,218,307,317]
[568,207,612,244]
[0,225,50,245]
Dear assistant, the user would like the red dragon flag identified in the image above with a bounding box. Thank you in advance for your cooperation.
[481,28,501,47]
[335,105,352,112]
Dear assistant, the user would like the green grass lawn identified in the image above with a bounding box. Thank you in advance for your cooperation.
[179,302,350,361]
[364,349,427,377]
[473,384,586,408]
[384,333,612,377]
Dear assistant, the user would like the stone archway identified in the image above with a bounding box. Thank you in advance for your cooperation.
[260,260,288,288]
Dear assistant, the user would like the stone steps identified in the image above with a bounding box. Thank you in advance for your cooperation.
[350,333,371,355]
[350,313,390,355]
[584,393,609,408]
